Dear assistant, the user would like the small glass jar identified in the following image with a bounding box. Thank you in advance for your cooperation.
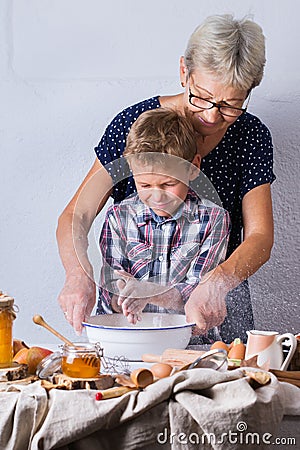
[0,293,16,368]
[61,342,103,378]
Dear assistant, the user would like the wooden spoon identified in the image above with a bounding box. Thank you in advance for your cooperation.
[32,314,74,346]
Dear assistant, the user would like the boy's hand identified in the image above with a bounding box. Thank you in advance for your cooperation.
[116,277,147,324]
[114,271,167,324]
[116,274,149,324]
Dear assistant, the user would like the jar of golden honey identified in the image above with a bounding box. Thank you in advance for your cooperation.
[0,292,16,368]
[61,342,103,378]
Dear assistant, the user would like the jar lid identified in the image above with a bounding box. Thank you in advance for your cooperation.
[61,341,102,353]
[36,351,62,379]
[0,294,14,307]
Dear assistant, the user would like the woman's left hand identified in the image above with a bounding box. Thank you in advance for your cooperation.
[186,184,274,334]
[184,270,228,333]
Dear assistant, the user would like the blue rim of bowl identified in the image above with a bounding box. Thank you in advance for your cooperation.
[82,321,196,331]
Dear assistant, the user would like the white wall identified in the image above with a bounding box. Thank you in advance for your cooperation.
[1,0,299,345]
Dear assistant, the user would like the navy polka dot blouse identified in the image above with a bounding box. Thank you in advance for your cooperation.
[94,96,276,258]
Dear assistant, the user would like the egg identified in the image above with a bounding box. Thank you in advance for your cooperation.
[150,363,172,379]
[210,340,229,354]
[228,343,246,360]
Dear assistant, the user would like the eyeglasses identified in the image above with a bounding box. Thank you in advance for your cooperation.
[188,87,251,118]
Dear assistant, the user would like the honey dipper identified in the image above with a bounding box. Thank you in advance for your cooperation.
[32,314,74,346]
[81,354,100,368]
[33,315,100,368]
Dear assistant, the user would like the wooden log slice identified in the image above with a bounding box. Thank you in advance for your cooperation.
[0,363,28,382]
[53,373,114,390]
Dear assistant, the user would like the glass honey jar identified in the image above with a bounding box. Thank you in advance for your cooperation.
[61,342,103,378]
[0,292,17,368]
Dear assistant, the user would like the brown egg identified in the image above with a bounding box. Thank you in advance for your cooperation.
[228,343,246,360]
[210,341,229,354]
[150,363,172,379]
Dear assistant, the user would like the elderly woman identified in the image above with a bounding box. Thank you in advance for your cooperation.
[56,14,275,343]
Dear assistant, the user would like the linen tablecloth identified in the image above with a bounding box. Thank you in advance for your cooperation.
[0,368,299,450]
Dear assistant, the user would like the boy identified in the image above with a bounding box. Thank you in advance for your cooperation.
[97,108,230,324]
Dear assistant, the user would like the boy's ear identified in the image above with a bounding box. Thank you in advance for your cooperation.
[189,154,201,180]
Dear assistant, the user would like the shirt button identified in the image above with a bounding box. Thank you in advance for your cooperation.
[158,255,164,262]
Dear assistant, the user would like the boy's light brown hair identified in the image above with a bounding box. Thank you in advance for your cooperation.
[124,108,197,165]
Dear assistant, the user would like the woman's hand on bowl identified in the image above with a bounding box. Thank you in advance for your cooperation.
[58,268,96,334]
[185,272,227,333]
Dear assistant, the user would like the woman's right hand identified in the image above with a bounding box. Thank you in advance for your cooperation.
[56,158,113,334]
[58,268,96,335]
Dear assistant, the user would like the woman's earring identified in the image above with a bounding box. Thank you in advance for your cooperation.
[181,81,185,88]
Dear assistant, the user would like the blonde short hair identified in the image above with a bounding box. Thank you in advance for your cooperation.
[184,14,266,90]
[124,108,197,165]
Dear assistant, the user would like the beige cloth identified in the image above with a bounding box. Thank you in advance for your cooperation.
[0,368,299,450]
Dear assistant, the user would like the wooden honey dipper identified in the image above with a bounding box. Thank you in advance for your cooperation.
[33,315,100,369]
[81,354,100,368]
[32,315,74,346]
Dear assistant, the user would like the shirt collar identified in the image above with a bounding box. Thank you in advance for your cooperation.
[135,189,201,226]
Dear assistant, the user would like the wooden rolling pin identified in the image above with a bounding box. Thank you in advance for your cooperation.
[142,348,206,367]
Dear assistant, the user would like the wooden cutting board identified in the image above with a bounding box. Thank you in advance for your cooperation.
[142,348,206,367]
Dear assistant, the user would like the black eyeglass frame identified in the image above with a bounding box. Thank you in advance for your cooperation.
[188,87,251,117]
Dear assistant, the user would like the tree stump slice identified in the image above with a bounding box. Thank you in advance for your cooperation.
[0,363,28,382]
[52,373,114,390]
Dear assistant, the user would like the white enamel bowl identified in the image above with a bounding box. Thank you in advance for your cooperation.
[82,313,195,361]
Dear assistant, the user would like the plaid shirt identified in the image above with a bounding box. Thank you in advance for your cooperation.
[97,189,230,314]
